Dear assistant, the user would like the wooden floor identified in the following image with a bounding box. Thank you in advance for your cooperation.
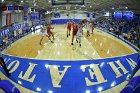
[3,25,136,60]
[1,25,138,93]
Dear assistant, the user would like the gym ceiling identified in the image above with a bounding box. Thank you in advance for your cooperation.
[0,0,140,13]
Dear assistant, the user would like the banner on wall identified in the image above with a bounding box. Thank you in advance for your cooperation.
[23,6,28,11]
[0,29,10,37]
[87,12,90,17]
[6,13,11,26]
[2,14,6,27]
[14,13,19,23]
[24,16,27,21]
[0,23,27,37]
[0,53,138,93]
[54,13,60,18]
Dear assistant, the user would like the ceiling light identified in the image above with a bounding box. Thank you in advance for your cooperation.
[1,0,4,2]
[112,7,114,10]
[125,6,128,9]
[21,0,23,3]
[82,5,85,7]
[34,3,36,6]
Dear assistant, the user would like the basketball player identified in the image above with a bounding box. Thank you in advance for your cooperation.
[65,20,72,38]
[91,22,94,34]
[71,19,75,27]
[85,20,90,37]
[47,23,55,40]
[76,20,85,47]
[40,24,53,45]
[71,23,78,45]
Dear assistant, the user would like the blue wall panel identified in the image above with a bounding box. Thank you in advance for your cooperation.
[51,19,82,24]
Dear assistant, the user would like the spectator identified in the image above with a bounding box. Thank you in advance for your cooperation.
[95,17,140,48]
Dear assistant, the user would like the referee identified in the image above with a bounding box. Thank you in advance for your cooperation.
[0,53,11,76]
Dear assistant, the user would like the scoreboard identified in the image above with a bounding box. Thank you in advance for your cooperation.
[114,11,122,19]
[1,6,27,11]
[114,11,133,20]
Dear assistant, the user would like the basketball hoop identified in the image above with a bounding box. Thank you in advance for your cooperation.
[66,5,70,10]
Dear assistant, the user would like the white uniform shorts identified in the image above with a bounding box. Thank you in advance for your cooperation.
[87,27,90,31]
[76,31,82,39]
[42,32,48,36]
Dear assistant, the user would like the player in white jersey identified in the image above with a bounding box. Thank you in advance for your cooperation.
[76,20,85,47]
[40,24,53,45]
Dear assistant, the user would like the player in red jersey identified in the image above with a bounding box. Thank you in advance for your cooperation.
[65,20,72,38]
[71,23,78,45]
[47,23,55,40]
[71,19,75,27]
[40,24,53,45]
[91,22,94,34]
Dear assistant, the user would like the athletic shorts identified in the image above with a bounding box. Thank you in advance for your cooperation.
[42,32,48,36]
[73,30,78,36]
[67,27,71,31]
[87,27,90,31]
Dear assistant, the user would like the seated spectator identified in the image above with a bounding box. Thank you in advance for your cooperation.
[115,27,120,38]
[122,33,128,39]
[109,26,114,32]
[127,32,131,39]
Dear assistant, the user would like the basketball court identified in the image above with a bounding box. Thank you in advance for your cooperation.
[0,25,139,93]
[0,0,140,93]
[3,25,136,59]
